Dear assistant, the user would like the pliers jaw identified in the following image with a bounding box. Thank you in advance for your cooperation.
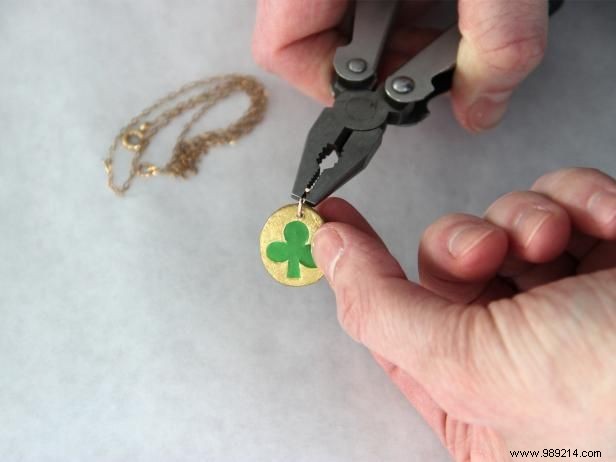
[291,91,389,206]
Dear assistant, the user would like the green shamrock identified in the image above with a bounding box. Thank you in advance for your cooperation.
[266,221,316,278]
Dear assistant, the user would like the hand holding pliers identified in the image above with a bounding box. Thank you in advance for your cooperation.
[292,0,563,206]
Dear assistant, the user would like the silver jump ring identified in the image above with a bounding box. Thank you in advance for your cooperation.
[296,188,310,218]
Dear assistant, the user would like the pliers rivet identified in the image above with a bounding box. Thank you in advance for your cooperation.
[347,58,368,74]
[391,76,415,94]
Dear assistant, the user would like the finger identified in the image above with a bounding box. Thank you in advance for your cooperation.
[484,191,571,263]
[252,0,348,104]
[312,222,448,347]
[531,168,616,240]
[316,197,383,245]
[418,213,508,303]
[452,0,549,132]
[318,198,449,439]
[312,221,493,417]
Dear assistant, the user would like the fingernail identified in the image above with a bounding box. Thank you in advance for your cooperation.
[588,190,616,225]
[447,224,494,258]
[313,227,344,282]
[513,205,553,248]
[468,92,511,132]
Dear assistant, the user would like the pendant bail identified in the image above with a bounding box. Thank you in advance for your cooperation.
[296,188,309,218]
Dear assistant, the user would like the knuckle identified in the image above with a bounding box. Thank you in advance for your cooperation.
[497,190,527,203]
[336,284,365,342]
[334,245,384,343]
[252,0,276,73]
[419,306,494,412]
[251,42,271,73]
[499,190,556,208]
[561,167,606,182]
[531,168,568,191]
[426,213,477,235]
[460,8,547,75]
[482,34,546,75]
[532,167,607,191]
[434,305,480,365]
[251,35,278,73]
[332,236,405,345]
[485,190,525,215]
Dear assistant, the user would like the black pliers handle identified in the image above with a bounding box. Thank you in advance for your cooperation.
[292,0,564,206]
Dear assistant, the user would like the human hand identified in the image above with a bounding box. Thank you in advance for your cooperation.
[312,168,616,461]
[252,0,550,132]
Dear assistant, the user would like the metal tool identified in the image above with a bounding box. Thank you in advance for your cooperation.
[292,0,564,206]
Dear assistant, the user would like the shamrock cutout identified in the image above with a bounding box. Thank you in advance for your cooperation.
[266,220,316,278]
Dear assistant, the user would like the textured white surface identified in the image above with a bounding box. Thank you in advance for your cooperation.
[0,1,615,461]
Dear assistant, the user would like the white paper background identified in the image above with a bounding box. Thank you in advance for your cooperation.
[1,1,615,461]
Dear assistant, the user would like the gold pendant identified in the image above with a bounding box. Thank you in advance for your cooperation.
[260,204,324,286]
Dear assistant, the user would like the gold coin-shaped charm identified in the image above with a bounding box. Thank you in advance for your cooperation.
[260,204,324,286]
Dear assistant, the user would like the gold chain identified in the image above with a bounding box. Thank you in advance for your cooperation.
[104,74,267,195]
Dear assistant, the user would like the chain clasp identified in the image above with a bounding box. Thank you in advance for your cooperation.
[121,123,150,152]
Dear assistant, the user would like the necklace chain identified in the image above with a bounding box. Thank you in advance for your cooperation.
[104,74,267,195]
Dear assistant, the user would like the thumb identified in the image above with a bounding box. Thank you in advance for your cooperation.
[312,222,479,397]
[452,0,549,132]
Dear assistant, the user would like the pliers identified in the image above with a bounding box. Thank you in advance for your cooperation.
[292,0,564,206]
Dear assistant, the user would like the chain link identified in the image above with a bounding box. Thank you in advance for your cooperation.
[104,74,267,195]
